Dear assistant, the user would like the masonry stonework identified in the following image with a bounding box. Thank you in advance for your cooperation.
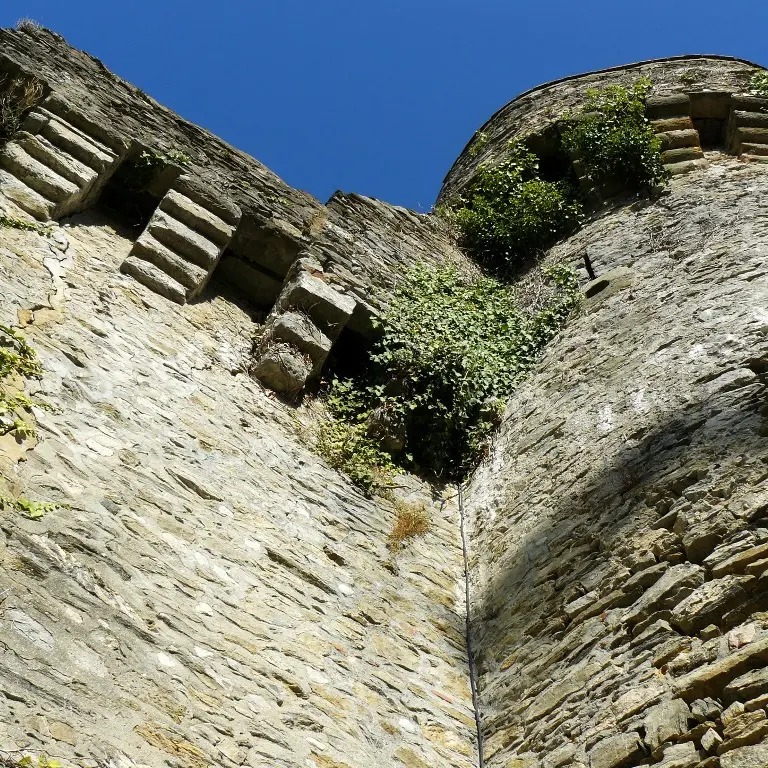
[0,23,767,768]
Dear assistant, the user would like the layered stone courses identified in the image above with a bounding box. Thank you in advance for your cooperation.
[121,178,241,304]
[0,95,127,219]
[438,56,764,204]
[465,157,768,768]
[1,25,768,768]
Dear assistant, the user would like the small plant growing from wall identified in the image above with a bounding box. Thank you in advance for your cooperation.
[315,403,396,497]
[0,324,44,441]
[0,73,44,146]
[0,326,61,518]
[442,140,582,269]
[388,499,430,552]
[560,77,667,189]
[748,71,768,98]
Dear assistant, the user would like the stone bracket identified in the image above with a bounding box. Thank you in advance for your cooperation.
[120,175,241,304]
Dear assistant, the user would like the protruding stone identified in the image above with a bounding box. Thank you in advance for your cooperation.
[623,563,705,626]
[670,575,754,633]
[674,637,768,700]
[691,698,723,722]
[588,732,643,768]
[724,667,768,703]
[274,271,356,339]
[643,698,692,750]
[701,728,723,754]
[261,311,332,373]
[251,343,311,394]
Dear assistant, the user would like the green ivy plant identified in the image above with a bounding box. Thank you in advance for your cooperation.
[315,406,395,496]
[560,77,667,189]
[0,495,58,519]
[748,71,768,98]
[444,141,581,269]
[324,263,580,480]
[0,325,46,440]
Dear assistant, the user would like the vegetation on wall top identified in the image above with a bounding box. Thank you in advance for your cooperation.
[440,141,581,271]
[319,79,666,492]
[748,71,768,98]
[560,77,667,190]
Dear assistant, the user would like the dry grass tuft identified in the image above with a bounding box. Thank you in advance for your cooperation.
[15,18,42,32]
[388,499,430,552]
[0,74,44,144]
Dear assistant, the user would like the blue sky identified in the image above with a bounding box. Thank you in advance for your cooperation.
[2,2,767,210]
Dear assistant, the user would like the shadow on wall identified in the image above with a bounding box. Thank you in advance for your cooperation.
[472,358,768,678]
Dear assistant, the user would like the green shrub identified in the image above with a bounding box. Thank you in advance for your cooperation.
[561,77,667,190]
[447,142,581,268]
[328,263,580,478]
[748,71,768,98]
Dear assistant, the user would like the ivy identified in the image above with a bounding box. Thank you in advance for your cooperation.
[316,411,395,496]
[0,326,47,440]
[325,263,580,480]
[748,71,768,98]
[445,141,581,269]
[561,77,667,189]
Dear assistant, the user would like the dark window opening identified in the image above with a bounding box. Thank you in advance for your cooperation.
[96,146,179,232]
[692,118,726,149]
[322,323,376,384]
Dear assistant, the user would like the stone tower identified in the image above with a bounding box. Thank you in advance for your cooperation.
[0,25,766,768]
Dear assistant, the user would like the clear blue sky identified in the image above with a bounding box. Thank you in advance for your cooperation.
[2,2,766,210]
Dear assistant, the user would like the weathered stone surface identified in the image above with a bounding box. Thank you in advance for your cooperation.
[466,152,768,766]
[439,56,760,203]
[0,208,476,768]
[273,271,356,338]
[623,563,705,626]
[725,667,768,703]
[252,342,313,393]
[670,575,754,633]
[587,733,643,768]
[2,33,768,768]
[720,742,768,768]
[701,728,723,753]
[262,311,332,368]
[655,741,699,767]
[643,698,692,750]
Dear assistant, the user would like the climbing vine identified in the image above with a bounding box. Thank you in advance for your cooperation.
[318,79,666,490]
[748,71,768,98]
[443,141,581,270]
[560,77,667,189]
[321,263,580,482]
[0,326,62,518]
[0,325,45,440]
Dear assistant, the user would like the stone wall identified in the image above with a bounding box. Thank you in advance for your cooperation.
[464,155,768,768]
[2,25,768,768]
[0,208,477,768]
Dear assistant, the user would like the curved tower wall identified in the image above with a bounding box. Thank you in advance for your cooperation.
[461,60,768,768]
